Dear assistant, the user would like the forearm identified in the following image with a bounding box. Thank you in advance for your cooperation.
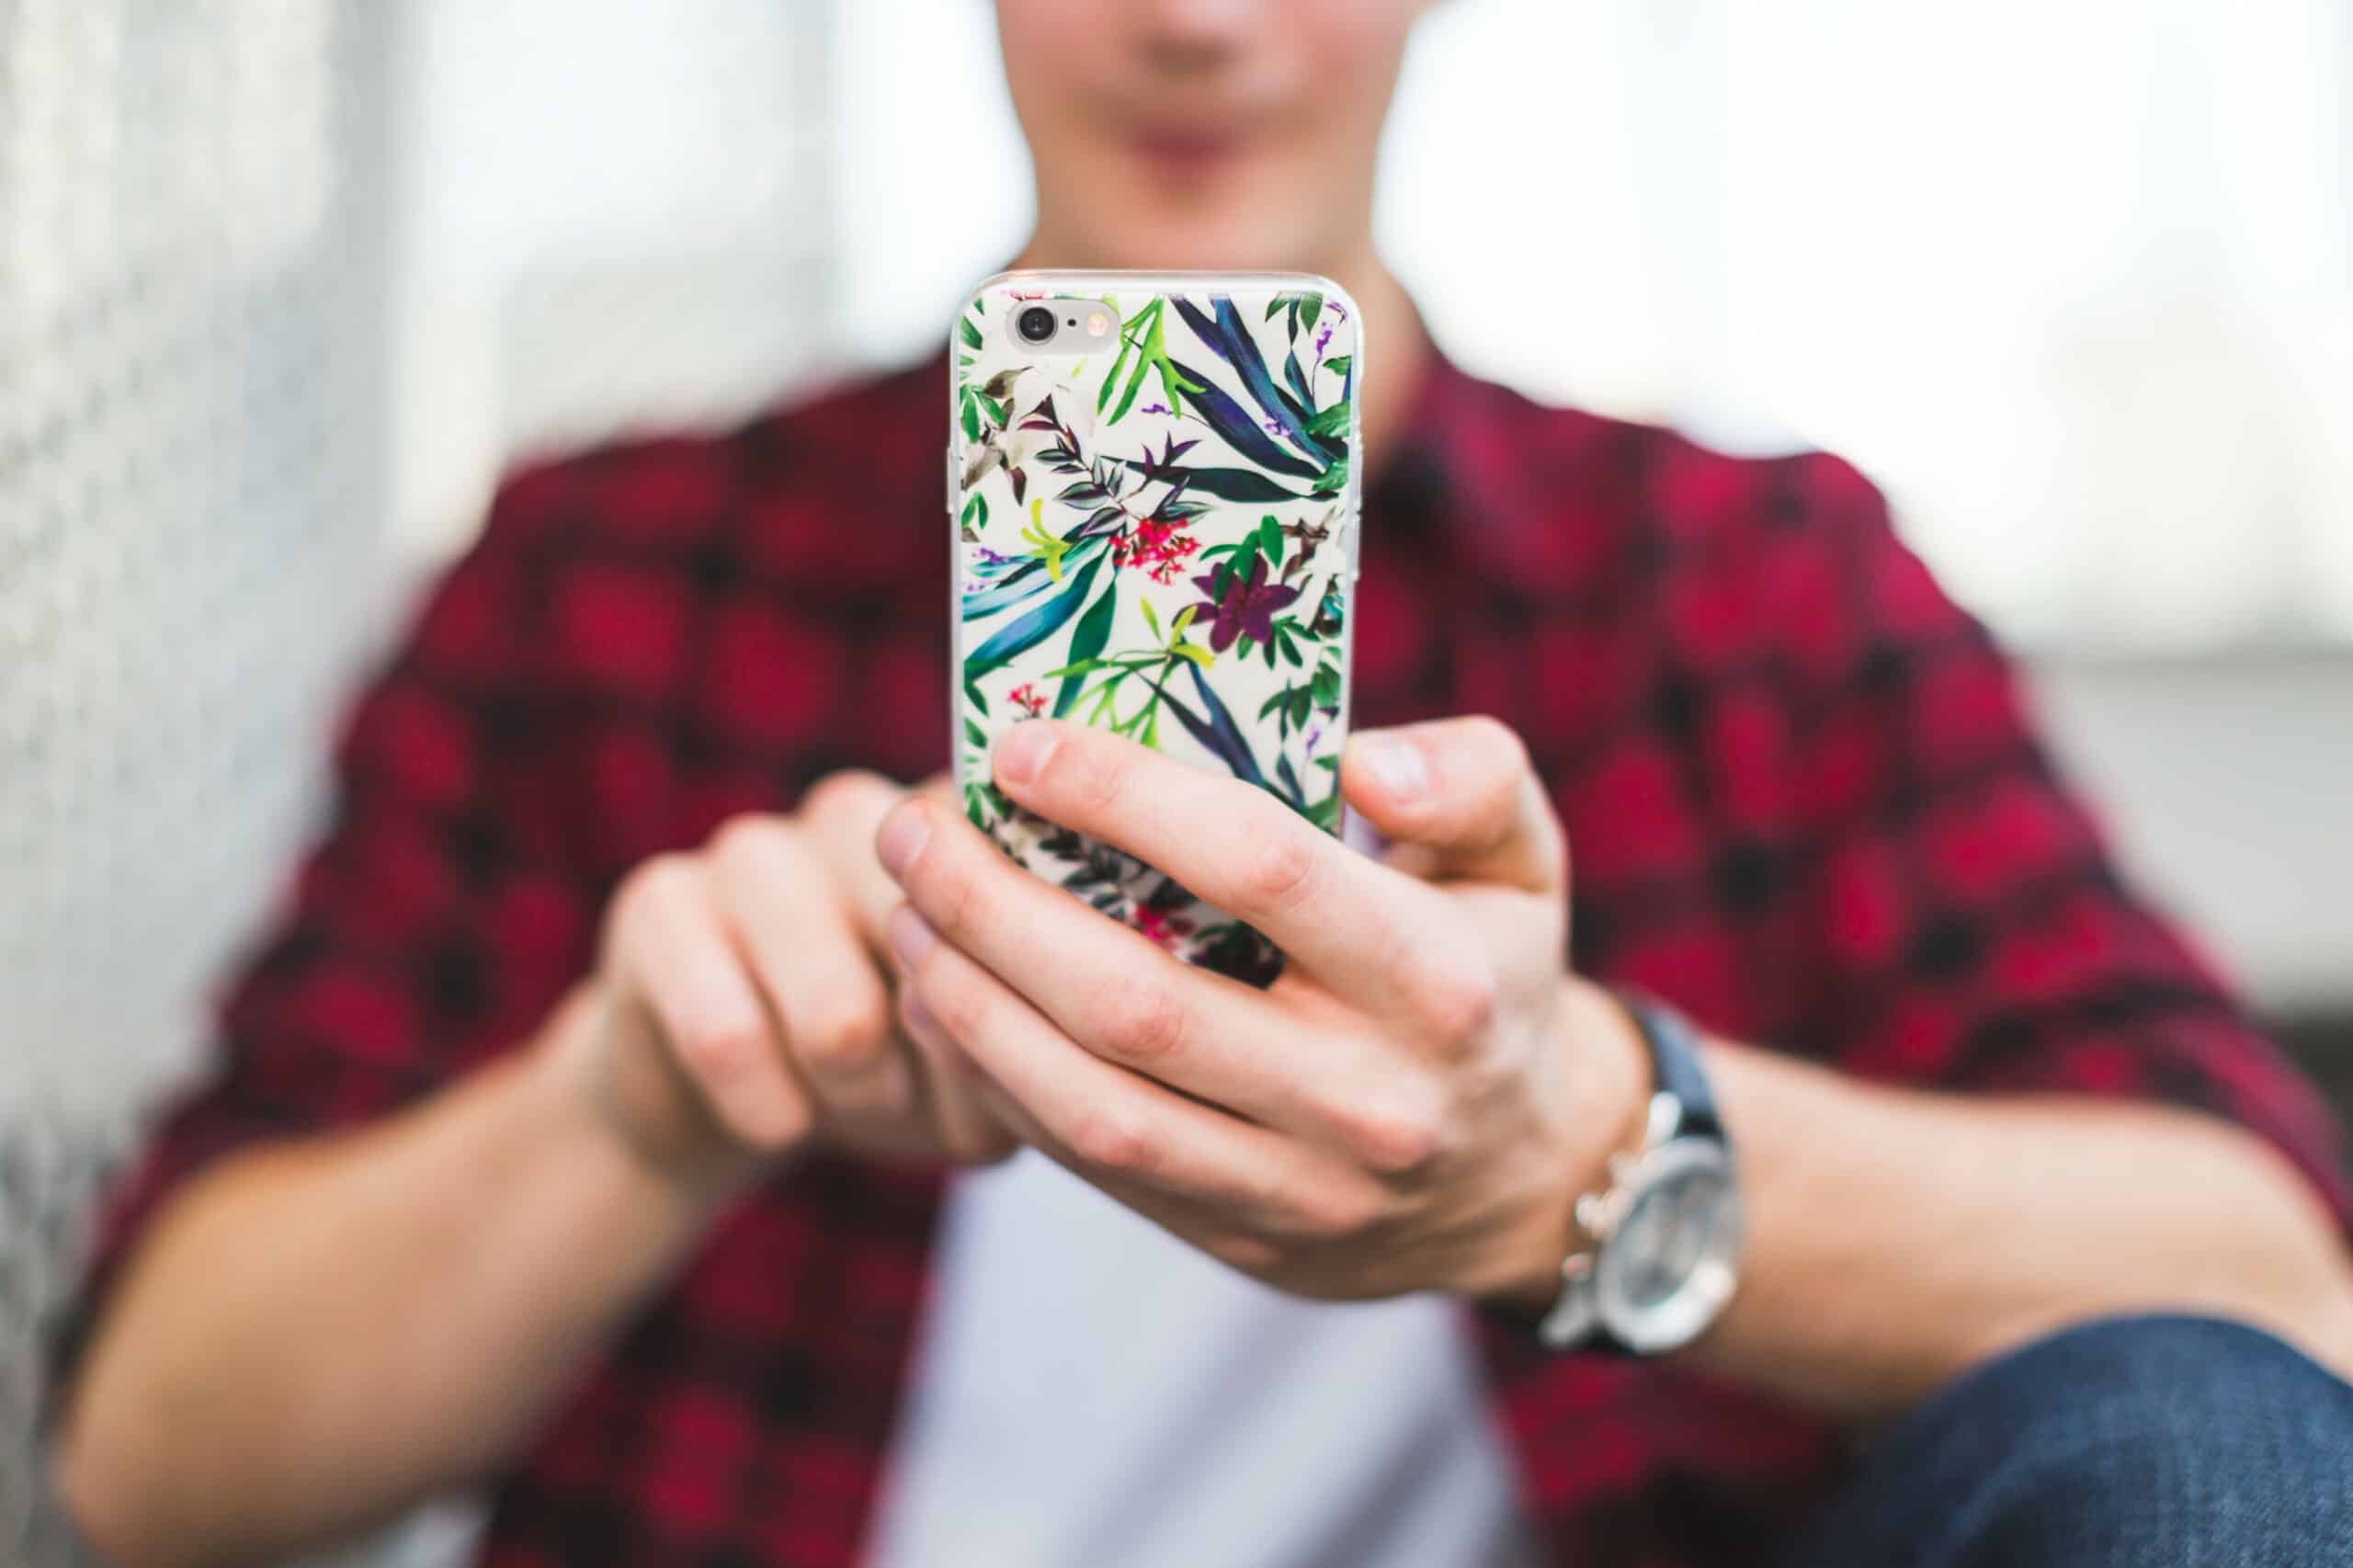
[55,990,734,1567]
[1683,1040,2353,1418]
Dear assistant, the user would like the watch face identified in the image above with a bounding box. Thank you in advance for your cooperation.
[1596,1142,1741,1353]
[1616,1165,1733,1306]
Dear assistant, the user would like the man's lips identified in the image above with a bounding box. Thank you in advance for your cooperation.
[1127,126,1248,179]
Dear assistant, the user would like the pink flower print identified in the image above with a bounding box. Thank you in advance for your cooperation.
[1113,517,1201,585]
[1133,904,1197,948]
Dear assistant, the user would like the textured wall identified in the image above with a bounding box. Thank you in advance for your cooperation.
[0,3,835,1560]
[0,1,392,1558]
[1,0,392,1109]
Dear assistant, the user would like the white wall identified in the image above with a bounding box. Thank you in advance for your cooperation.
[2033,657,2353,1014]
[828,0,2353,651]
[385,0,835,565]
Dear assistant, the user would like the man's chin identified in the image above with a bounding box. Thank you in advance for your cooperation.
[1072,217,1321,278]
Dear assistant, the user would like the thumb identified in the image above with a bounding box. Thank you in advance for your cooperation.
[1338,717,1566,894]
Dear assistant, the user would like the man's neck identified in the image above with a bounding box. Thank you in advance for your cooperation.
[1002,239,1432,483]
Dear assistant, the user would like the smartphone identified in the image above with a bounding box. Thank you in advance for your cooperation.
[949,269,1363,985]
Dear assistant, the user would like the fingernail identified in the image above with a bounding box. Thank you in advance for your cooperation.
[876,801,931,879]
[889,904,938,967]
[1357,732,1428,801]
[993,721,1058,789]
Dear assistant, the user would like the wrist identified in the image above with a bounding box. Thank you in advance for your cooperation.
[1564,977,1657,1178]
[1485,977,1655,1314]
[527,982,777,1219]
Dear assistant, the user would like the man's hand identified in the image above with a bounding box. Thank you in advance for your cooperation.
[873,717,1649,1305]
[546,770,1018,1197]
[53,769,1023,1568]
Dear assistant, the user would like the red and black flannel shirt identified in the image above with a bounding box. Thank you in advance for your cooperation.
[54,347,2353,1566]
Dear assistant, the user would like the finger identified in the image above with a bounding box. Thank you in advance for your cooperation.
[1338,718,1565,895]
[949,1064,1281,1265]
[798,772,1018,1159]
[878,794,1415,1140]
[801,773,1017,1153]
[797,771,919,947]
[709,815,908,1123]
[898,987,1019,1164]
[983,719,1450,1007]
[610,855,812,1149]
[888,903,1346,1226]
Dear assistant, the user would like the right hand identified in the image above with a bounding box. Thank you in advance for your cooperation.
[545,770,1019,1194]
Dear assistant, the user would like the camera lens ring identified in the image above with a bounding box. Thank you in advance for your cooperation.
[1016,305,1058,345]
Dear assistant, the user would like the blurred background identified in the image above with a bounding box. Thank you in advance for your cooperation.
[4,0,2349,1561]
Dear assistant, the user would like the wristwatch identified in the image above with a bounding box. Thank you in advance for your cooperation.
[1531,991,1743,1357]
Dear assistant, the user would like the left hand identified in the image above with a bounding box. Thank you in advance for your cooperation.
[875,715,1652,1307]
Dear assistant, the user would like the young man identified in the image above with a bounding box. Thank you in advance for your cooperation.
[50,3,2353,1565]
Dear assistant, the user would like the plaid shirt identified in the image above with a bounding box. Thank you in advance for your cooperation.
[55,348,2353,1566]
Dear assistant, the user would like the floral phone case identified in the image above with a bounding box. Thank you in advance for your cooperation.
[950,270,1362,985]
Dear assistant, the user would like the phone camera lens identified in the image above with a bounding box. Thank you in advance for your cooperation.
[1016,305,1057,345]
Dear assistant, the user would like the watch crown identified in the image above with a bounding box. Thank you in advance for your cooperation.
[1573,1192,1610,1235]
[1645,1091,1682,1147]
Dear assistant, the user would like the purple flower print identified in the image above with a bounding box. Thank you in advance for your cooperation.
[1141,402,1171,417]
[1302,711,1330,757]
[1315,324,1333,356]
[1188,552,1302,653]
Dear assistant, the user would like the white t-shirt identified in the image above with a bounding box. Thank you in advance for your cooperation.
[862,1144,1547,1568]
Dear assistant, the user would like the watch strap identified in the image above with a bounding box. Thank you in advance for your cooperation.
[1613,989,1723,1144]
[1582,1325,1638,1358]
[1573,993,1714,1358]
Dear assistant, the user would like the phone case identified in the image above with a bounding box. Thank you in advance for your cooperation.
[950,270,1363,985]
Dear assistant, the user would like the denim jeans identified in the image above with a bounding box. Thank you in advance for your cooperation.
[1781,1313,2353,1568]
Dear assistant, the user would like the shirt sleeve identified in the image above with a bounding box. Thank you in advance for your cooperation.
[1773,449,2353,1231]
[43,463,606,1422]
